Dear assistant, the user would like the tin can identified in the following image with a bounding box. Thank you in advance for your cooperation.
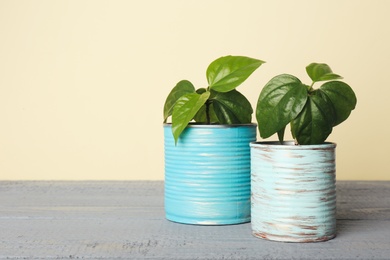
[164,123,256,225]
[250,141,337,242]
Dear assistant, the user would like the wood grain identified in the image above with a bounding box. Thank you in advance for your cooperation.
[0,181,389,259]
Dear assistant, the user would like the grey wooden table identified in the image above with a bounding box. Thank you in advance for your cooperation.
[0,181,389,259]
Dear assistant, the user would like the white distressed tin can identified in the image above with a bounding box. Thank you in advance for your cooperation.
[250,141,337,242]
[164,123,256,225]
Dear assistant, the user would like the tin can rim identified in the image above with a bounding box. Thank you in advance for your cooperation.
[163,123,257,128]
[250,141,336,149]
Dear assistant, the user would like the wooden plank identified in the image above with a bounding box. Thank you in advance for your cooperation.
[0,181,389,259]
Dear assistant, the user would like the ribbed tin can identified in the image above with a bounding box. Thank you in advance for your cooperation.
[164,123,257,225]
[250,141,337,242]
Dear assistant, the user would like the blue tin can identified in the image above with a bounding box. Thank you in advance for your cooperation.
[250,141,337,242]
[164,123,257,225]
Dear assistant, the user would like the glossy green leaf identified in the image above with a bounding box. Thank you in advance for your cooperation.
[306,63,343,83]
[163,80,195,122]
[207,56,265,92]
[171,91,210,143]
[255,62,357,144]
[212,90,253,124]
[193,103,219,123]
[319,81,357,126]
[256,74,307,139]
[290,93,335,145]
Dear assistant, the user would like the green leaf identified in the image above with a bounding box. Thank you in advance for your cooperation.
[171,91,210,143]
[207,56,265,92]
[306,63,343,83]
[290,93,335,145]
[319,81,357,126]
[196,88,207,94]
[212,89,253,124]
[256,74,307,139]
[277,126,286,143]
[193,103,219,123]
[163,80,195,122]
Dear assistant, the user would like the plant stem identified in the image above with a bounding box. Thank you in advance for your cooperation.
[308,82,315,91]
[206,101,211,124]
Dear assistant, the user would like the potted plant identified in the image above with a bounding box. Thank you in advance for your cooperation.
[251,63,357,242]
[163,55,264,225]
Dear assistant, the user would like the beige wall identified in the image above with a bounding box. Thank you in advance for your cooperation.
[0,0,388,180]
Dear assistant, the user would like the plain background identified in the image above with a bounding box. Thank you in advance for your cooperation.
[0,0,389,180]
